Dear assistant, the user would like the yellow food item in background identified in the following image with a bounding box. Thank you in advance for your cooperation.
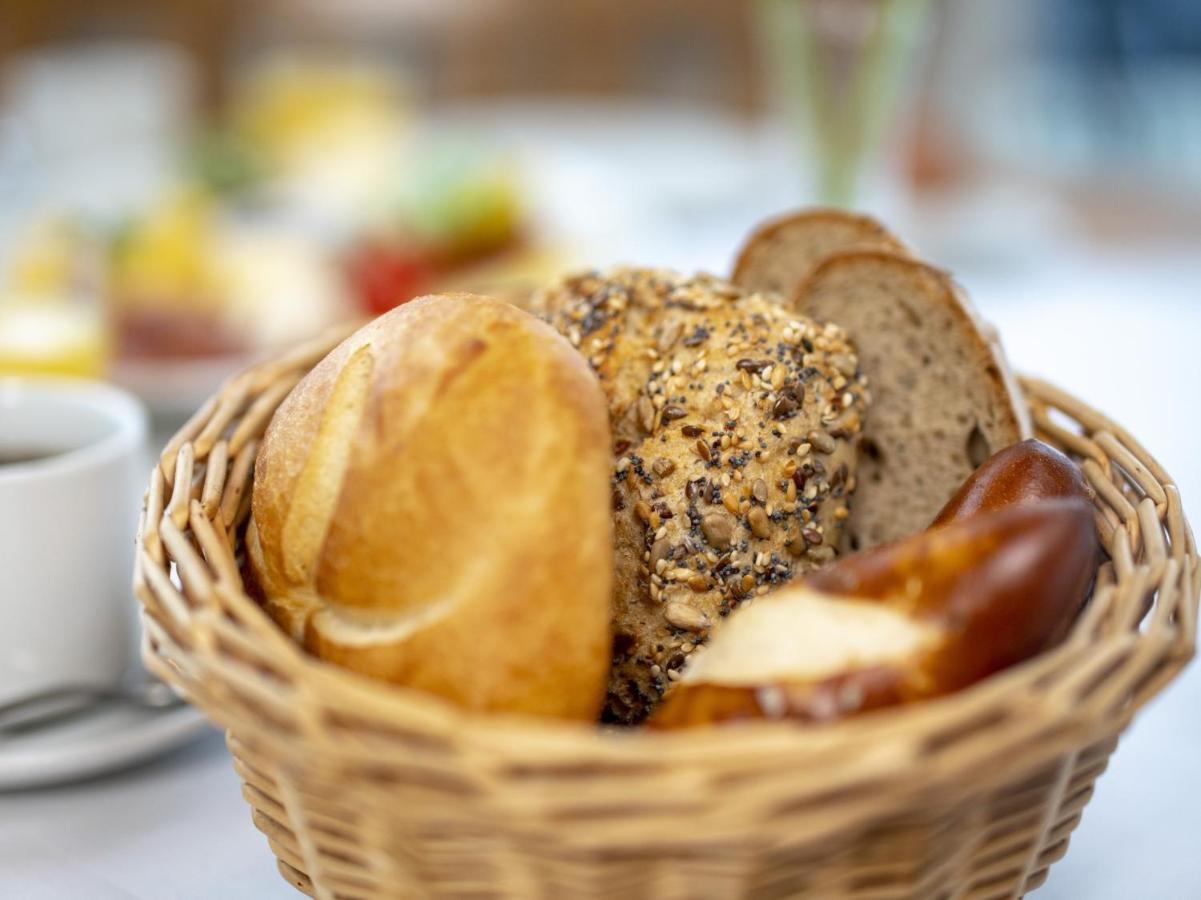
[1,216,110,377]
[9,224,76,299]
[0,301,109,378]
[229,59,409,225]
[110,187,223,312]
[233,60,406,173]
[6,215,102,298]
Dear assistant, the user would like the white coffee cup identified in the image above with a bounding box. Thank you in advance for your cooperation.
[0,379,148,706]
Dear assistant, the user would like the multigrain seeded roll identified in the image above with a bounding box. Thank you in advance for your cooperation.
[531,268,869,723]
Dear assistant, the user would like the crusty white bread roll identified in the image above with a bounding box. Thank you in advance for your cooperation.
[246,293,615,719]
[651,497,1098,728]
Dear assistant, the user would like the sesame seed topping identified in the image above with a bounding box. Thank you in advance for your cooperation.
[533,266,867,723]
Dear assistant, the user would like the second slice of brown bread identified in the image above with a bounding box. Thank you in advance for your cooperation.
[795,250,1030,550]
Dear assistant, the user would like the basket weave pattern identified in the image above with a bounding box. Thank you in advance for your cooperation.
[134,326,1197,900]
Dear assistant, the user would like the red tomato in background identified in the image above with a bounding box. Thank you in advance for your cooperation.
[345,243,435,316]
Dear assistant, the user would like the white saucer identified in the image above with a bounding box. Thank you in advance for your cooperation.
[0,701,211,791]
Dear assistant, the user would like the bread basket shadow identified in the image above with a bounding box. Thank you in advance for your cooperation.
[134,325,1197,899]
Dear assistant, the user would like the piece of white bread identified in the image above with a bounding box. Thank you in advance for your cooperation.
[795,250,1030,549]
[731,208,907,297]
[679,589,937,687]
[246,293,615,719]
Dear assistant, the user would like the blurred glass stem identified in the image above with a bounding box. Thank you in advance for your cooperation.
[758,0,930,207]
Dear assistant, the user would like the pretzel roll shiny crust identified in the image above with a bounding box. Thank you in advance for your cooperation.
[652,499,1099,728]
[247,294,614,719]
[932,438,1093,525]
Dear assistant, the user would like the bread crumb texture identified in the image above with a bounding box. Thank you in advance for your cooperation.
[798,252,1029,549]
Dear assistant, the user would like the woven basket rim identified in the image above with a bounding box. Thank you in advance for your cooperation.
[134,329,1199,811]
[155,574,1131,744]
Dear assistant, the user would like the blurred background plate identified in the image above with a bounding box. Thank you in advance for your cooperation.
[111,354,254,420]
[0,704,209,792]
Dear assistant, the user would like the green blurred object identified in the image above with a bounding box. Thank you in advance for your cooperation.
[396,147,523,262]
[758,0,930,207]
[185,130,266,197]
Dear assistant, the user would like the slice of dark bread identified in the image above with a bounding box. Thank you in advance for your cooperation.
[732,208,907,297]
[795,249,1030,550]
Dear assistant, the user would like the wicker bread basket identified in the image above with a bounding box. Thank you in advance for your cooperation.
[134,325,1197,900]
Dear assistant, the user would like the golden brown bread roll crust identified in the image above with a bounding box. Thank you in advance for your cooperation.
[247,293,614,719]
[531,268,869,723]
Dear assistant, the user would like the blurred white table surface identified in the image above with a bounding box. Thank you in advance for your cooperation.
[2,103,1200,899]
